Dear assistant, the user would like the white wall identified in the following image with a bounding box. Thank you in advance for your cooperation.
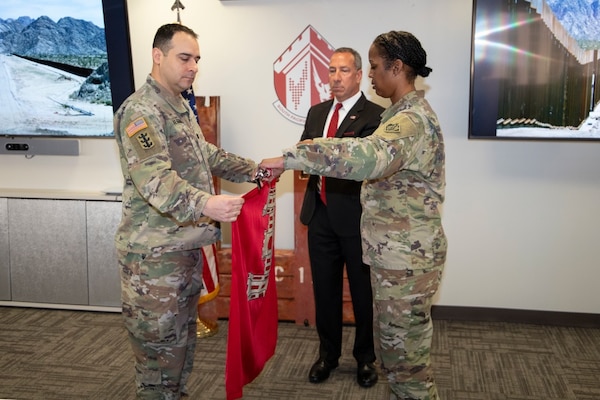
[1,0,599,314]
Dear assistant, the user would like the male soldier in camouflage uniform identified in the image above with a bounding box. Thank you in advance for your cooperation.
[114,23,260,399]
[261,31,446,400]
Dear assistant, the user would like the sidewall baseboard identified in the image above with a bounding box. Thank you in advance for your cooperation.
[432,305,600,328]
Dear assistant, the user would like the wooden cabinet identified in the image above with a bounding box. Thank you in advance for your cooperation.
[292,171,316,326]
[210,248,296,321]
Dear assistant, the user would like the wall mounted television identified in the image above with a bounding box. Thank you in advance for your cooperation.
[469,0,600,141]
[0,0,134,155]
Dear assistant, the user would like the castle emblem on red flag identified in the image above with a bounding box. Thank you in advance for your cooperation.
[272,25,335,125]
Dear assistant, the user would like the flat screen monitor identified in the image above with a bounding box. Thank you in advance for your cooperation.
[0,0,134,154]
[469,0,600,141]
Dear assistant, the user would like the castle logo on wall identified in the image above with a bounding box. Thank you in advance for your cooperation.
[273,25,335,125]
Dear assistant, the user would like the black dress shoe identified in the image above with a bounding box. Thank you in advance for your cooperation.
[356,363,378,388]
[308,359,338,383]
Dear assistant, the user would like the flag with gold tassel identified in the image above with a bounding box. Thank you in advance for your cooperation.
[181,86,221,335]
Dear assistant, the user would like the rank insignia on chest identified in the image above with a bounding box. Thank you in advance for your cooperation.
[125,117,148,137]
[385,123,401,133]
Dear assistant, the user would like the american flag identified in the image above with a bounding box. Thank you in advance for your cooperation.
[181,86,220,304]
[182,86,199,123]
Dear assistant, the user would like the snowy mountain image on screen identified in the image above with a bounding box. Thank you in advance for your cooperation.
[0,7,114,138]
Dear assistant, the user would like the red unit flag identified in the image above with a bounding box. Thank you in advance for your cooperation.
[225,182,278,400]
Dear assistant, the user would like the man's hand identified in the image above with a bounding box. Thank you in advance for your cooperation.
[203,194,244,222]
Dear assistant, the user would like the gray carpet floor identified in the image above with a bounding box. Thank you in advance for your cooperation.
[0,307,599,399]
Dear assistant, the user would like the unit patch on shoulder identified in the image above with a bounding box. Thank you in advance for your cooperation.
[135,131,155,150]
[125,117,148,137]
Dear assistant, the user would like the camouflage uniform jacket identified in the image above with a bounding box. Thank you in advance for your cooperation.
[284,90,446,270]
[114,75,257,254]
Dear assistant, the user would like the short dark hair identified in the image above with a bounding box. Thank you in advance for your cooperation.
[372,31,432,80]
[333,47,362,71]
[152,23,198,53]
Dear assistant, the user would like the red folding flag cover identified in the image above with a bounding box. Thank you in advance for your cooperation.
[225,181,278,400]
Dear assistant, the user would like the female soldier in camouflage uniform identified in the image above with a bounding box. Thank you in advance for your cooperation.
[261,31,447,400]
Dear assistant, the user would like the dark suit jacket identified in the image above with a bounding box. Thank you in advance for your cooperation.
[299,93,384,236]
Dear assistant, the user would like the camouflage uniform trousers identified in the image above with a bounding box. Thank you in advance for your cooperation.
[370,265,443,400]
[118,249,203,400]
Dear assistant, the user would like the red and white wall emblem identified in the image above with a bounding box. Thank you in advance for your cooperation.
[273,25,335,125]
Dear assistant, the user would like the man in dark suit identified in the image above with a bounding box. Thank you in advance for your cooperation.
[300,47,385,388]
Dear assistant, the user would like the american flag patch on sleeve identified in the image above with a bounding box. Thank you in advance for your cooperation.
[125,117,148,137]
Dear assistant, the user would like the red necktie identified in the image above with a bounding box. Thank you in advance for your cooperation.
[320,103,342,205]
